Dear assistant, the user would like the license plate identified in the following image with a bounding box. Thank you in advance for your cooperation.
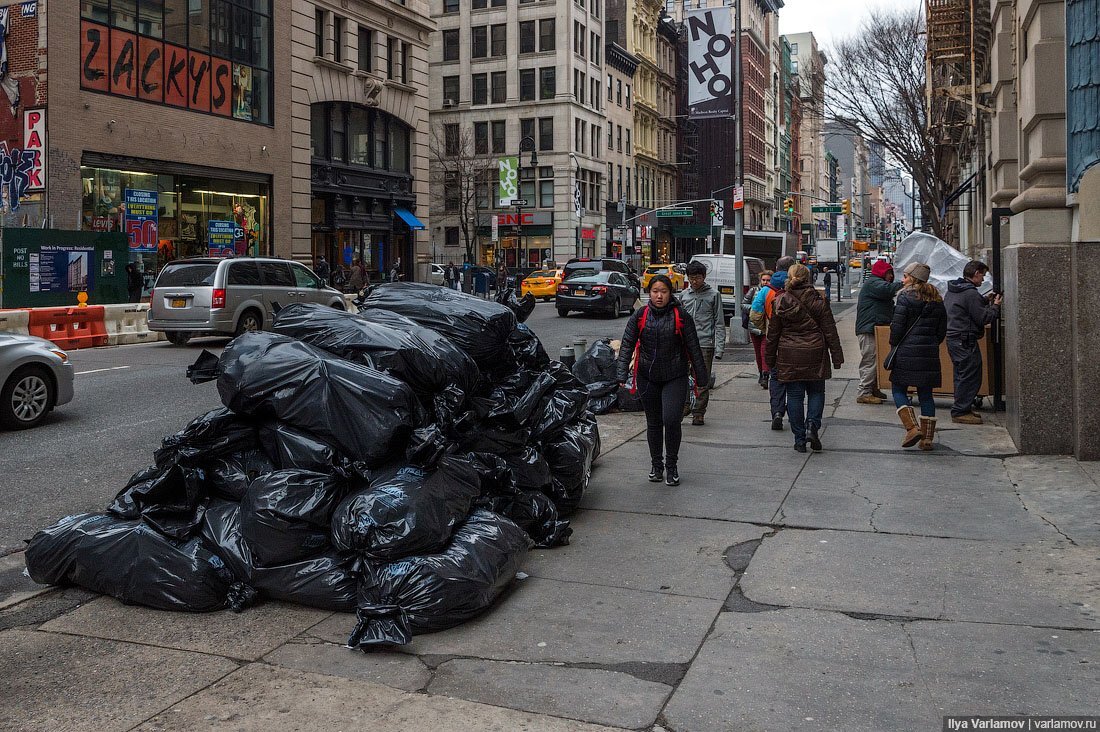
[574,290,586,296]
[719,286,734,295]
[171,298,186,308]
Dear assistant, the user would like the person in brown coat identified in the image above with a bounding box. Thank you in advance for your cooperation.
[764,263,845,453]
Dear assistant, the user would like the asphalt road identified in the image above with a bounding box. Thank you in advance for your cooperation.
[0,299,635,555]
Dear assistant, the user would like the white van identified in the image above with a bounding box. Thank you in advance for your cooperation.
[688,254,766,323]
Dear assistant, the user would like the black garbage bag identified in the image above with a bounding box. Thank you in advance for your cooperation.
[348,509,532,647]
[480,368,558,432]
[208,449,277,501]
[495,288,536,323]
[462,451,518,497]
[542,415,600,516]
[573,339,619,385]
[271,303,479,396]
[502,446,552,492]
[508,324,550,370]
[239,470,348,567]
[616,383,644,412]
[476,490,572,548]
[330,457,481,559]
[357,283,516,369]
[257,422,368,479]
[200,501,357,611]
[586,381,620,415]
[107,464,209,540]
[154,407,259,469]
[531,361,591,440]
[25,512,255,612]
[216,332,422,467]
[404,424,450,470]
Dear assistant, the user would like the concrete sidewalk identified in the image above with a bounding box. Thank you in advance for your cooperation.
[1,307,1098,731]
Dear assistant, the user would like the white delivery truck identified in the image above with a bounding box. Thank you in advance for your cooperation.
[688,254,765,324]
[814,238,841,268]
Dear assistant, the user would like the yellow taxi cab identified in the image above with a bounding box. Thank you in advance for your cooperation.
[849,257,864,269]
[520,269,564,301]
[641,263,685,292]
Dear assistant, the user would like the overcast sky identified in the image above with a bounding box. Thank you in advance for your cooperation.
[777,0,922,51]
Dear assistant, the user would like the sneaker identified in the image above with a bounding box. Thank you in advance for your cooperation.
[771,415,784,431]
[951,412,983,425]
[665,466,680,486]
[691,415,705,426]
[648,465,664,482]
[807,424,822,452]
[793,442,807,453]
[871,389,889,400]
[856,394,884,405]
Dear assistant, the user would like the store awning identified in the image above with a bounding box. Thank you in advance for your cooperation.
[394,208,425,230]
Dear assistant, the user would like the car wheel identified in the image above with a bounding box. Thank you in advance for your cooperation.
[612,297,622,317]
[557,308,569,318]
[165,331,192,346]
[1,366,55,430]
[235,309,263,336]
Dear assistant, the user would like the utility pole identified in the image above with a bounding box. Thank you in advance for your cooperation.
[730,0,747,345]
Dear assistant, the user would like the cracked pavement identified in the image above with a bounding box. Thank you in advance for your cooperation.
[1,306,1098,731]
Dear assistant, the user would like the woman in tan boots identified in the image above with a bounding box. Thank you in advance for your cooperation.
[887,262,948,450]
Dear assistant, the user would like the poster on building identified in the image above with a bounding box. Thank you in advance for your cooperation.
[207,220,237,257]
[0,3,45,215]
[233,65,253,121]
[686,7,732,119]
[498,156,518,206]
[124,189,159,252]
[28,245,95,293]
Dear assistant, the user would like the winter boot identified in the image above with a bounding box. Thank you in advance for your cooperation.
[919,417,937,451]
[896,406,921,448]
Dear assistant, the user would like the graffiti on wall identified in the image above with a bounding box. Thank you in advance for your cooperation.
[0,1,44,214]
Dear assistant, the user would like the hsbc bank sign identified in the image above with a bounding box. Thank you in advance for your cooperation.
[480,211,553,227]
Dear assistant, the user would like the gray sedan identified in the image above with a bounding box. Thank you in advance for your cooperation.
[0,333,75,429]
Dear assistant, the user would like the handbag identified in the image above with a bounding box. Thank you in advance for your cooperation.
[884,313,922,371]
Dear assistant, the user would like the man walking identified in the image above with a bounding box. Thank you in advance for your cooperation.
[822,267,832,299]
[854,259,903,404]
[314,255,330,285]
[751,255,795,430]
[944,260,1002,424]
[447,262,460,290]
[679,261,725,426]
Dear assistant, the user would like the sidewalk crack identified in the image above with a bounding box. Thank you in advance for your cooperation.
[1007,470,1079,546]
[845,481,882,533]
[901,623,936,708]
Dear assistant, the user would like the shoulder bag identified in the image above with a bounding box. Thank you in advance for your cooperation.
[884,310,922,371]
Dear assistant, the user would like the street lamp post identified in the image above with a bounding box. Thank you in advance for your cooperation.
[570,153,582,260]
[517,136,539,270]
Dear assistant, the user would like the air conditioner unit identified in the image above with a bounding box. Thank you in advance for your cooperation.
[442,98,456,108]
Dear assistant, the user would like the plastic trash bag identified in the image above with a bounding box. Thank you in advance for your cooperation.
[481,368,558,431]
[330,457,481,559]
[239,470,348,567]
[531,361,591,440]
[215,332,423,467]
[208,449,277,501]
[476,490,572,548]
[495,287,537,323]
[508,324,550,370]
[542,415,600,516]
[616,382,643,412]
[271,303,479,396]
[348,509,532,647]
[154,407,259,470]
[257,422,368,478]
[26,512,254,612]
[108,464,211,540]
[357,283,517,369]
[572,339,618,385]
[200,501,357,611]
[502,446,552,492]
[586,381,620,415]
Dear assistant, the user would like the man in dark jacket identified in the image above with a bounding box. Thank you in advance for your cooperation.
[854,259,902,404]
[944,260,1002,424]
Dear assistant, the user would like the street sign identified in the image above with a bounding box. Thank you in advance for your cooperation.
[657,208,693,218]
[811,204,843,213]
[511,198,529,207]
[732,186,744,210]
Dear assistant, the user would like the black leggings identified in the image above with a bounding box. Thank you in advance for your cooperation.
[637,374,690,468]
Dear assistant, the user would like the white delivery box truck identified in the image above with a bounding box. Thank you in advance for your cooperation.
[814,239,841,267]
[688,254,765,323]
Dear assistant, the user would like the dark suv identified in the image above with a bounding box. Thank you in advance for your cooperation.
[562,258,640,288]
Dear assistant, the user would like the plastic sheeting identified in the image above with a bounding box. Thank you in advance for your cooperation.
[893,232,994,296]
[348,510,532,646]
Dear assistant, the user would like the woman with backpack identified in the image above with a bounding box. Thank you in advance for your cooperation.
[743,269,773,389]
[888,262,948,450]
[616,275,709,486]
[765,263,844,453]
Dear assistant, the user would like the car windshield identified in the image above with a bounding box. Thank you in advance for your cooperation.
[155,263,218,287]
[645,266,668,273]
[564,267,599,279]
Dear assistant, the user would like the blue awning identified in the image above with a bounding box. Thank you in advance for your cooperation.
[394,208,425,230]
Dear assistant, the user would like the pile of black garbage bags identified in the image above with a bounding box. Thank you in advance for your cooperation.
[24,284,599,647]
[573,338,643,414]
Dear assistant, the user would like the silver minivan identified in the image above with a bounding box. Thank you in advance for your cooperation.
[148,257,346,345]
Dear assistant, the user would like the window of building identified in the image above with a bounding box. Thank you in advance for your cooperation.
[625,83,631,109]
[519,69,536,101]
[315,9,325,57]
[472,26,488,58]
[473,0,487,7]
[607,73,612,101]
[333,16,345,62]
[474,122,489,154]
[444,172,460,212]
[592,0,600,19]
[445,227,460,247]
[443,75,460,104]
[358,26,373,71]
[790,58,798,74]
[574,22,585,58]
[538,117,553,150]
[348,106,370,164]
[591,78,599,110]
[472,73,488,104]
[386,36,398,79]
[443,0,459,11]
[616,125,622,152]
[444,123,460,156]
[491,71,507,103]
[538,19,555,51]
[617,164,622,199]
[539,67,555,99]
[539,179,554,207]
[442,29,459,61]
[607,120,613,147]
[401,42,410,83]
[490,24,506,56]
[591,33,600,66]
[616,79,622,105]
[575,119,583,154]
[591,124,599,159]
[519,20,535,53]
[789,42,798,54]
[626,129,631,154]
[521,117,535,145]
[491,120,506,153]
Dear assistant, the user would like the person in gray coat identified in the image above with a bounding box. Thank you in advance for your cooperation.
[944,260,1002,424]
[678,261,725,426]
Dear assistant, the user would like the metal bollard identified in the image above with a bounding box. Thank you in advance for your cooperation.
[559,346,576,370]
[572,338,588,363]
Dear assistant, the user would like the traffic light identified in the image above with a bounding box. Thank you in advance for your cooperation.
[783,197,794,214]
[842,198,851,215]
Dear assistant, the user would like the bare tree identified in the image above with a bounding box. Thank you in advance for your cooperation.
[825,7,950,241]
[428,124,495,264]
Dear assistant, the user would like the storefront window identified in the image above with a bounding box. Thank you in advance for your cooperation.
[390,124,409,173]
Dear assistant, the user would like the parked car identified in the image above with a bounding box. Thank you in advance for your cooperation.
[429,263,446,286]
[148,257,346,345]
[556,271,640,318]
[688,254,766,323]
[562,258,641,289]
[520,269,563,301]
[0,333,74,429]
[641,263,685,292]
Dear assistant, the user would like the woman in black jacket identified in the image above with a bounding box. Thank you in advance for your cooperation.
[616,275,709,486]
[889,262,948,450]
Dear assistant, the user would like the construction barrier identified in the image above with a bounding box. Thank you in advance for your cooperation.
[103,303,164,346]
[0,309,30,336]
[27,306,109,350]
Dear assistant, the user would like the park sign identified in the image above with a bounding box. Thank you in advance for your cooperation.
[498,156,518,206]
[657,208,693,218]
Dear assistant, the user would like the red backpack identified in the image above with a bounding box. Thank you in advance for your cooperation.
[630,305,696,394]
